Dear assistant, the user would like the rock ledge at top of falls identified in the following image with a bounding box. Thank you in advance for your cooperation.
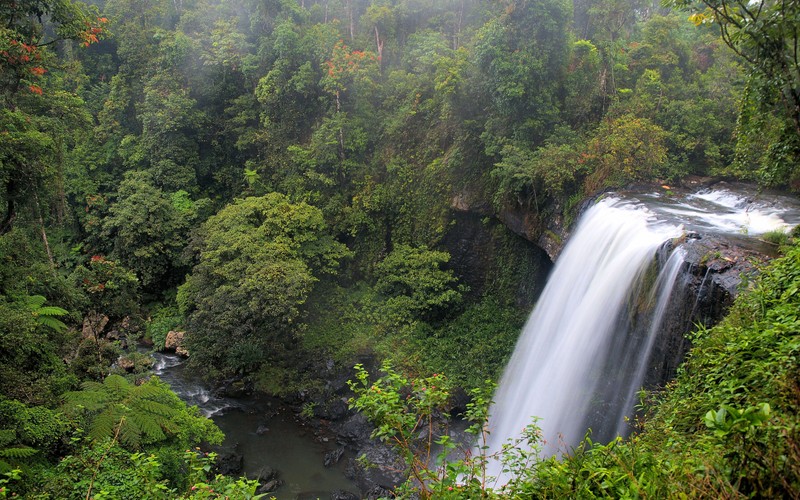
[451,189,568,262]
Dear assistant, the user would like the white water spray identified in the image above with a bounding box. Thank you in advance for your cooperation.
[483,186,800,487]
[484,197,683,485]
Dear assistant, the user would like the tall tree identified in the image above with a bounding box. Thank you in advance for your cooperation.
[178,193,350,377]
[674,0,800,186]
[0,0,106,234]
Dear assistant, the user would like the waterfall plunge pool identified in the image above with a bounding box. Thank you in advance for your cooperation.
[151,353,360,499]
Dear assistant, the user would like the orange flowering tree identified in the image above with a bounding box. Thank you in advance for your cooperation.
[0,0,108,234]
[321,39,379,111]
[0,1,107,99]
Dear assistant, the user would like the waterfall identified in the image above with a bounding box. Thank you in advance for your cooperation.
[484,197,684,485]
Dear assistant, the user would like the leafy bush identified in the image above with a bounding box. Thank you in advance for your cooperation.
[35,444,262,499]
[147,305,182,350]
[375,244,466,324]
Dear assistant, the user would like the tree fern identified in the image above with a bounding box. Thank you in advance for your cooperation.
[62,375,185,450]
[24,295,68,333]
[0,429,37,473]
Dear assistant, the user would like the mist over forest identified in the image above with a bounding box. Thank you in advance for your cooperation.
[2,0,800,497]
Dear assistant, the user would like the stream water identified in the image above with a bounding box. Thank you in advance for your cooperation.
[152,353,360,499]
[485,184,800,485]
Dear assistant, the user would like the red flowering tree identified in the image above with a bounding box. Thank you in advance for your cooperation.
[0,0,108,234]
[321,39,379,112]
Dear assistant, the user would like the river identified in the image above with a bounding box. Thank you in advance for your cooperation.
[151,352,360,499]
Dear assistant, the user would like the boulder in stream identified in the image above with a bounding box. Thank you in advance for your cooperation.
[164,330,189,357]
[215,451,243,475]
[324,447,345,467]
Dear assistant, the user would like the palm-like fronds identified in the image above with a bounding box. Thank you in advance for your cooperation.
[0,429,37,473]
[24,295,68,333]
[62,375,182,450]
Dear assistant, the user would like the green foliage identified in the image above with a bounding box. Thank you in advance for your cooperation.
[673,0,800,188]
[146,304,182,350]
[0,430,37,474]
[761,228,791,247]
[62,375,222,450]
[583,114,668,193]
[103,171,192,291]
[0,0,798,496]
[473,0,572,151]
[375,244,465,324]
[24,295,68,333]
[71,255,140,321]
[413,299,525,388]
[0,298,76,404]
[180,193,350,378]
[348,363,498,498]
[0,399,70,454]
[491,137,580,210]
[36,443,262,499]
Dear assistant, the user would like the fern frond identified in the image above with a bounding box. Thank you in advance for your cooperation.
[128,412,166,444]
[79,380,107,392]
[132,382,164,399]
[135,399,179,419]
[0,430,16,447]
[102,375,132,399]
[62,390,109,412]
[24,295,47,309]
[118,421,142,449]
[36,306,68,317]
[90,408,122,443]
[37,315,67,332]
[0,446,38,459]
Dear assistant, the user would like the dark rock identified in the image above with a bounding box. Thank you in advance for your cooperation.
[346,443,405,494]
[337,413,373,444]
[330,490,360,500]
[324,447,345,467]
[441,210,552,308]
[255,465,279,482]
[448,386,471,419]
[215,379,250,398]
[215,451,243,476]
[639,235,767,393]
[256,479,281,495]
[363,485,395,499]
[318,397,349,421]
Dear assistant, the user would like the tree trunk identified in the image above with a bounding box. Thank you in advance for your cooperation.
[34,195,55,271]
[374,25,384,70]
[347,0,355,40]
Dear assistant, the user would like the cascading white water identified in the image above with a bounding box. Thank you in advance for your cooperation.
[484,197,683,485]
[483,186,800,487]
[613,246,686,437]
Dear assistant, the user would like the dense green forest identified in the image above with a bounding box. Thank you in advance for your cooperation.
[1,0,799,497]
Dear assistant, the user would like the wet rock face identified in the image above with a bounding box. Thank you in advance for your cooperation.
[344,442,406,496]
[441,210,553,308]
[215,451,244,476]
[642,235,768,390]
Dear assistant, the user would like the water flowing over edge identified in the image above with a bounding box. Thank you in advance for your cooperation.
[483,197,683,486]
[481,184,800,487]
